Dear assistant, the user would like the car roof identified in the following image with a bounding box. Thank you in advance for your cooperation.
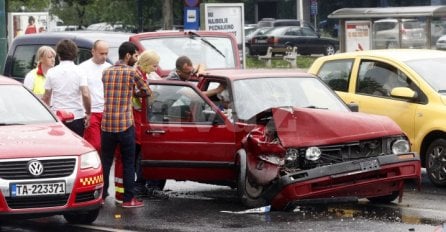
[321,49,446,62]
[204,68,313,81]
[10,31,133,48]
[0,75,21,85]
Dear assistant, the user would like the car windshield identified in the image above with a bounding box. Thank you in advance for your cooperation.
[139,36,236,70]
[233,77,349,120]
[0,85,55,125]
[405,57,446,93]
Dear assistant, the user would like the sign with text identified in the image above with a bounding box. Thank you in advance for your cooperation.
[200,3,244,45]
[345,20,371,52]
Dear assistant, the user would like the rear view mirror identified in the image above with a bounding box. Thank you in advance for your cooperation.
[390,87,417,99]
[347,103,359,112]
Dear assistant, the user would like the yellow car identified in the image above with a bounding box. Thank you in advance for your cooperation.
[308,49,446,186]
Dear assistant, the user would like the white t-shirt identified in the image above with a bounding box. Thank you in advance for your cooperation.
[45,60,88,119]
[79,59,111,113]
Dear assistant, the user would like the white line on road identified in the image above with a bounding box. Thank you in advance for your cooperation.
[73,224,138,232]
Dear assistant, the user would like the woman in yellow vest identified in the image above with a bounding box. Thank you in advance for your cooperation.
[24,46,56,98]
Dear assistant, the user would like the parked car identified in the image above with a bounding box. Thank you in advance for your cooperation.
[245,27,271,56]
[137,69,420,210]
[308,49,446,187]
[130,31,241,77]
[373,19,426,49]
[3,31,133,82]
[0,75,103,223]
[249,26,339,56]
[436,34,446,50]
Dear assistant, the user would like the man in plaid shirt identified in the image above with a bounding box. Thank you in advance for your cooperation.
[101,42,151,208]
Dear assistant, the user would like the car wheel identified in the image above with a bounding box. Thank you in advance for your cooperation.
[367,191,399,203]
[426,138,446,187]
[324,44,336,55]
[64,208,100,224]
[237,151,267,208]
[386,41,398,48]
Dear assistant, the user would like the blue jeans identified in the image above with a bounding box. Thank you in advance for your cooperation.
[101,126,136,202]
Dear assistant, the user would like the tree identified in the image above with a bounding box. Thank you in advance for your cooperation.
[7,0,50,11]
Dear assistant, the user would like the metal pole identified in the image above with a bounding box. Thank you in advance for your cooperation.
[0,0,7,72]
[297,0,304,22]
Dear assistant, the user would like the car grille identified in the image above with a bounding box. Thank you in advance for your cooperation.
[289,139,384,170]
[5,195,70,209]
[0,158,76,180]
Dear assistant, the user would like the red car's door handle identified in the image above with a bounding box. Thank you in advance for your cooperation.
[146,129,166,134]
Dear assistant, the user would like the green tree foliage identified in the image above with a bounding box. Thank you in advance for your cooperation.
[7,0,50,11]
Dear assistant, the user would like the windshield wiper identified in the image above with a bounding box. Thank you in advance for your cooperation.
[438,90,446,94]
[188,31,226,58]
[0,123,25,126]
[304,105,328,109]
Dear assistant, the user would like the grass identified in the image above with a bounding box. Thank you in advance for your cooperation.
[245,55,319,70]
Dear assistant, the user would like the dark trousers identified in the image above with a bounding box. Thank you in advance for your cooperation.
[64,118,85,137]
[101,126,136,202]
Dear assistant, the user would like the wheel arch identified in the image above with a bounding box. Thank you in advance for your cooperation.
[420,130,446,167]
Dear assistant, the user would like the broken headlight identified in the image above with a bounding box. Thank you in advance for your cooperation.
[391,138,410,154]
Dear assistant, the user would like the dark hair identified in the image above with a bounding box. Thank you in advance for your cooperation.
[56,39,78,61]
[118,42,138,59]
[175,56,192,70]
[28,16,35,24]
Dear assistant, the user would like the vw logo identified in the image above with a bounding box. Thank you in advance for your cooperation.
[28,160,44,176]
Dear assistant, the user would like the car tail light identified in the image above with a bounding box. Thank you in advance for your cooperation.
[267,37,279,44]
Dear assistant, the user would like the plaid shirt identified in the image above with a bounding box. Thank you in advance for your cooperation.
[101,61,150,132]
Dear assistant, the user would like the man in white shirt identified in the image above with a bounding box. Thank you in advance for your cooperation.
[42,39,91,136]
[79,40,111,152]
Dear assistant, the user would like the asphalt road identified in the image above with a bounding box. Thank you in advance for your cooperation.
[1,169,445,232]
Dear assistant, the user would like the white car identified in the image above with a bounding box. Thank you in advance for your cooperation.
[436,34,446,50]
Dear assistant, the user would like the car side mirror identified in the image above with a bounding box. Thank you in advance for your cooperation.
[56,110,75,122]
[347,103,359,112]
[390,87,417,99]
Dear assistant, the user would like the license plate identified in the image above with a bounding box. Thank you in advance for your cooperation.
[10,182,66,197]
[360,159,380,171]
[256,39,267,43]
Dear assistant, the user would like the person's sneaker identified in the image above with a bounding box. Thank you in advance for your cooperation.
[121,197,144,208]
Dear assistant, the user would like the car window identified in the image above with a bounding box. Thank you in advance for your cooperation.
[317,59,353,92]
[147,84,220,124]
[0,85,55,124]
[11,45,92,81]
[356,61,413,97]
[301,27,316,36]
[11,45,39,79]
[139,36,236,70]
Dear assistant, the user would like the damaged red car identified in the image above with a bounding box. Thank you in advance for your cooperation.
[139,69,421,210]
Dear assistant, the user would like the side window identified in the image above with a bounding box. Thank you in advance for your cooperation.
[11,45,40,80]
[148,85,220,124]
[357,61,412,97]
[301,27,316,36]
[77,48,92,64]
[317,59,353,92]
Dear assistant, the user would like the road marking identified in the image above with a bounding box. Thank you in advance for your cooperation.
[73,224,137,232]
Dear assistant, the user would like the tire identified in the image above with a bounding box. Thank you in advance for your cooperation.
[426,138,446,187]
[237,151,267,208]
[367,191,399,203]
[64,208,100,224]
[324,44,336,55]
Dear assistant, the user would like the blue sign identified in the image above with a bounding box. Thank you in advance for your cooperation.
[310,0,318,16]
[184,7,200,30]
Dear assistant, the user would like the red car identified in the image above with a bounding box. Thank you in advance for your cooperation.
[138,69,421,210]
[0,76,103,223]
[130,30,242,77]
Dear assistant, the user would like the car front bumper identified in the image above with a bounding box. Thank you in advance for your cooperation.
[264,153,421,210]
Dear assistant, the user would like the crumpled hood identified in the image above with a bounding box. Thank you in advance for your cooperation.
[0,123,94,159]
[271,107,403,147]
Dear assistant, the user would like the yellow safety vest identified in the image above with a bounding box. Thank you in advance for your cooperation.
[30,68,46,95]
